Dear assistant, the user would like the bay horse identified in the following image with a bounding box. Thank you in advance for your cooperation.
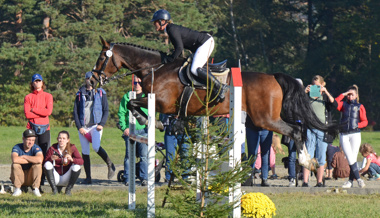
[91,36,337,169]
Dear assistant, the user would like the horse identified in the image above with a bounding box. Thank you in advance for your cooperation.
[91,36,337,169]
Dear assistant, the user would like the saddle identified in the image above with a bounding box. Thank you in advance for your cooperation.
[177,56,230,117]
[178,56,230,89]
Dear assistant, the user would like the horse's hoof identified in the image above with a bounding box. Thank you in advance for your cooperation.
[155,120,164,131]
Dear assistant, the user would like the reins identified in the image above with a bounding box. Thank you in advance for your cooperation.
[102,63,164,86]
[92,42,164,86]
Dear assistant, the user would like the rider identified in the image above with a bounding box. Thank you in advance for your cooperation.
[151,9,228,103]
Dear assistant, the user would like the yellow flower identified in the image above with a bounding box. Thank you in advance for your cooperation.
[241,192,276,217]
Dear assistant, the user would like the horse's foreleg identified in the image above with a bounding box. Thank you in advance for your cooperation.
[127,99,164,131]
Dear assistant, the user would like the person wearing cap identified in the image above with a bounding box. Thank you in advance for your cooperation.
[24,73,53,188]
[73,71,115,184]
[151,9,228,103]
[10,129,44,197]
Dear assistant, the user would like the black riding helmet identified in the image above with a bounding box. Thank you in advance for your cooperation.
[151,9,171,26]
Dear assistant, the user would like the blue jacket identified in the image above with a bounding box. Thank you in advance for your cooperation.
[73,86,109,129]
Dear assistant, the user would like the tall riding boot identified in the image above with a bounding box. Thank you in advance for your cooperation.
[65,169,81,196]
[196,68,228,103]
[81,154,92,184]
[97,147,116,179]
[45,168,58,195]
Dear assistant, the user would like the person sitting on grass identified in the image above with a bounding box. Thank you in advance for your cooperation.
[44,131,83,195]
[359,143,380,181]
[10,129,43,197]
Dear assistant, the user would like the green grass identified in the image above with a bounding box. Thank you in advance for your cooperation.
[0,126,165,165]
[1,189,379,217]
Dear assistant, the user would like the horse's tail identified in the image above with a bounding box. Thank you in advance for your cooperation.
[273,73,338,140]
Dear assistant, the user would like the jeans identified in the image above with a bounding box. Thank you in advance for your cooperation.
[305,129,328,165]
[368,163,380,176]
[164,132,190,180]
[123,128,148,182]
[246,127,273,180]
[288,139,297,180]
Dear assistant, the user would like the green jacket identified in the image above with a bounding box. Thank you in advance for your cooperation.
[118,92,148,131]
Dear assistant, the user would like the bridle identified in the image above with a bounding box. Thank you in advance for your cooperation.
[92,43,164,86]
[92,43,119,86]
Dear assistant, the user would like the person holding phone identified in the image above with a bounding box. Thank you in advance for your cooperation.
[303,75,337,187]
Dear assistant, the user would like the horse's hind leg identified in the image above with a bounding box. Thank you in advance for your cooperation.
[260,119,314,170]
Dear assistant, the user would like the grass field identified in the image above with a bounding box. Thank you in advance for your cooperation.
[1,188,380,217]
[1,127,380,217]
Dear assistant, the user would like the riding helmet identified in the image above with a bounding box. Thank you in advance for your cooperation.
[151,9,171,22]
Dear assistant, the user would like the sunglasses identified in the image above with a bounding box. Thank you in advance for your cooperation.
[134,81,141,85]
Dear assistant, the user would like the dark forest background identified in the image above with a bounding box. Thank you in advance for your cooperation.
[1,0,379,130]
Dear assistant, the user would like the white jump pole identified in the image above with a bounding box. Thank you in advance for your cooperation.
[128,91,137,210]
[229,67,243,218]
[128,92,156,217]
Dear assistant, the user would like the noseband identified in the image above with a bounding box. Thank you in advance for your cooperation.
[92,43,119,86]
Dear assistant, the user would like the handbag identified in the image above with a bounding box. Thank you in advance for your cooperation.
[281,135,291,147]
[29,121,49,135]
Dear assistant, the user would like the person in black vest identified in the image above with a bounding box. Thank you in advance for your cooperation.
[151,9,228,103]
[336,85,368,188]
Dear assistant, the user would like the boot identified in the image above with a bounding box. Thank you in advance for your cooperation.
[197,67,228,103]
[45,168,58,195]
[97,147,116,179]
[81,154,92,184]
[65,169,81,196]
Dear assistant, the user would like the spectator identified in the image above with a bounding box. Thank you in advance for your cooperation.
[359,143,380,180]
[11,129,43,197]
[160,114,190,182]
[24,73,53,187]
[254,135,284,180]
[326,144,340,179]
[118,76,148,186]
[336,85,368,188]
[331,146,350,179]
[245,116,273,187]
[73,71,115,184]
[44,131,83,195]
[303,75,337,187]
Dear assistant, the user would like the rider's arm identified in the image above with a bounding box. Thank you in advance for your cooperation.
[167,25,184,60]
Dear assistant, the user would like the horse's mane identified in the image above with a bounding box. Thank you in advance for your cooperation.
[114,42,161,53]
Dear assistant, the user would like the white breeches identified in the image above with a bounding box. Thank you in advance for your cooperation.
[78,125,103,155]
[44,161,81,186]
[340,132,361,165]
[191,37,215,76]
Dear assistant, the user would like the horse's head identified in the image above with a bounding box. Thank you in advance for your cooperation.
[91,36,120,88]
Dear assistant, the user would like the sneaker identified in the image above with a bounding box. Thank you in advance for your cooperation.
[358,179,366,188]
[32,188,42,197]
[124,181,129,186]
[342,180,353,188]
[374,174,380,180]
[12,188,22,197]
[141,180,148,186]
[314,183,325,187]
[302,182,309,187]
[289,178,296,187]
